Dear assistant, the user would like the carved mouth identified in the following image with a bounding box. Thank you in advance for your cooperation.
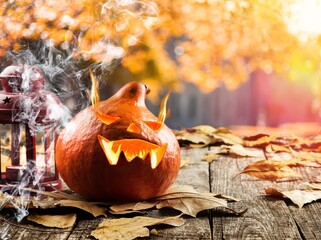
[98,135,167,169]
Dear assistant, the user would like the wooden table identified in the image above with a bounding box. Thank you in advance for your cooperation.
[0,146,320,239]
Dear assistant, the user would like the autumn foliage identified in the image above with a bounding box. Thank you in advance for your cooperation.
[1,0,321,97]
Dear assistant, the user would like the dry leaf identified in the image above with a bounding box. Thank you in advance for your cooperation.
[56,199,107,217]
[265,187,321,208]
[155,196,226,217]
[237,160,302,181]
[282,159,321,168]
[210,128,243,145]
[109,201,158,214]
[243,134,277,148]
[180,159,190,168]
[176,131,212,146]
[90,215,184,240]
[202,153,220,163]
[27,213,76,228]
[110,185,239,217]
[304,182,321,190]
[221,144,263,157]
[175,125,242,147]
[265,144,292,153]
[291,150,321,165]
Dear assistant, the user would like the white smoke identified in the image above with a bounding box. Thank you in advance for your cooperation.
[0,0,159,230]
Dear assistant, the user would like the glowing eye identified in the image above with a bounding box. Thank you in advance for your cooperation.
[144,121,162,131]
[96,111,120,125]
[127,122,141,133]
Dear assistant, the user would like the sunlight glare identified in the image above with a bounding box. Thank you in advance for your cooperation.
[285,0,321,40]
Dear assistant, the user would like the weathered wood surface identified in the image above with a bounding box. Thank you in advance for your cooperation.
[0,147,320,239]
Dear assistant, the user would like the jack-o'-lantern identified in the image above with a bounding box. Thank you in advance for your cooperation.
[56,76,180,201]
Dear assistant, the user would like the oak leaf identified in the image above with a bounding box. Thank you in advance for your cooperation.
[265,187,321,208]
[27,213,76,228]
[90,215,184,240]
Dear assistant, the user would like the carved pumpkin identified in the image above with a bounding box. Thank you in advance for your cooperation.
[56,81,180,201]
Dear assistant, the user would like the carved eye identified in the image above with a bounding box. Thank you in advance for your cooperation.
[143,121,162,131]
[96,111,120,125]
[127,122,141,133]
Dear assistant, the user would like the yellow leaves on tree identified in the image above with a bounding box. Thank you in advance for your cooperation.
[1,1,320,94]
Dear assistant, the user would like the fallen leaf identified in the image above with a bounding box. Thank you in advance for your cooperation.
[155,196,226,217]
[283,159,321,168]
[237,160,302,181]
[265,144,292,153]
[27,213,76,228]
[175,125,242,147]
[56,199,107,217]
[243,134,277,148]
[210,128,243,145]
[109,201,158,214]
[265,187,321,208]
[304,182,321,190]
[291,150,321,165]
[176,132,212,146]
[221,144,263,157]
[311,176,321,183]
[110,185,239,217]
[201,153,220,163]
[180,159,190,168]
[90,215,184,240]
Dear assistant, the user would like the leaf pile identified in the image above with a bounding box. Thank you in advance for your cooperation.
[175,125,243,147]
[176,125,321,181]
[176,125,321,208]
[0,185,241,239]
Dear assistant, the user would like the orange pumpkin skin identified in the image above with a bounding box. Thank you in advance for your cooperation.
[56,82,180,201]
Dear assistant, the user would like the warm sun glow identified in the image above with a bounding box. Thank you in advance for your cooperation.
[90,69,100,108]
[285,0,321,40]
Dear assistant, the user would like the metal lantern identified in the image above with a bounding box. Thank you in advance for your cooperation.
[0,65,65,192]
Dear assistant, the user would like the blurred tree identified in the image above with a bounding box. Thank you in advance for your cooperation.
[1,0,321,101]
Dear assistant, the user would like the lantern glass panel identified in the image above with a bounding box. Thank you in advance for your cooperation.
[0,124,12,172]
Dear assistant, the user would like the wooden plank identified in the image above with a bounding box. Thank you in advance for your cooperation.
[210,148,302,239]
[289,202,321,240]
[0,210,72,240]
[68,147,212,239]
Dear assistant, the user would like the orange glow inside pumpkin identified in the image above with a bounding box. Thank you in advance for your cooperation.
[96,111,121,125]
[127,122,141,133]
[90,69,100,108]
[98,135,167,169]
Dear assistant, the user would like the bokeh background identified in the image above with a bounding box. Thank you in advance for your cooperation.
[1,0,321,132]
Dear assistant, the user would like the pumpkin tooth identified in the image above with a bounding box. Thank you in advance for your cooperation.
[98,135,121,165]
[150,144,167,169]
[98,137,167,167]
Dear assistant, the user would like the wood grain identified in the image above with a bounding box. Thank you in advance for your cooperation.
[210,148,302,240]
[0,146,320,239]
